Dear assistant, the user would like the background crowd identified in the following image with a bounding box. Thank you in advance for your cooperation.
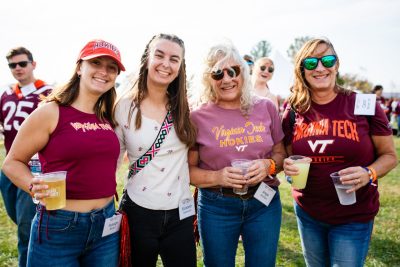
[0,35,398,267]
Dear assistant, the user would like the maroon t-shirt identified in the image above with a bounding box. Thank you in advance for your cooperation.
[282,92,392,224]
[40,105,119,199]
[0,81,52,153]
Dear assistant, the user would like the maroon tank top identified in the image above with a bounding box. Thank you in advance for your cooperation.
[40,105,119,199]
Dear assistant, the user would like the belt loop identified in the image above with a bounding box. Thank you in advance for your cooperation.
[73,211,79,223]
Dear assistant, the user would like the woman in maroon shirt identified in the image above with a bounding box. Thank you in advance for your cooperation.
[2,39,125,267]
[282,38,397,266]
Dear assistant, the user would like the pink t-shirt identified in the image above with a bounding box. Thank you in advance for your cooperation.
[282,92,392,224]
[191,98,284,186]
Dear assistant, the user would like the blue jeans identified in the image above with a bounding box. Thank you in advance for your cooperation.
[294,202,373,267]
[0,171,36,267]
[198,187,282,267]
[27,200,120,267]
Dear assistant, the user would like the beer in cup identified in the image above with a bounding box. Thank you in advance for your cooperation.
[40,171,67,210]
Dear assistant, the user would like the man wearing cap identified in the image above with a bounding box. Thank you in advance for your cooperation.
[0,46,52,267]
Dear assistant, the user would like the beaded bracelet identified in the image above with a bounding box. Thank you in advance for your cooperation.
[362,166,377,184]
[268,159,276,175]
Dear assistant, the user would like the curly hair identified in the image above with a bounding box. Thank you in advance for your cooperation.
[200,42,254,116]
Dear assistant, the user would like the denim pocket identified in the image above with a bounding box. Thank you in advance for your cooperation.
[34,212,74,232]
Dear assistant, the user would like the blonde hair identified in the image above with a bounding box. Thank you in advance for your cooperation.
[200,42,254,116]
[252,57,274,84]
[289,38,351,113]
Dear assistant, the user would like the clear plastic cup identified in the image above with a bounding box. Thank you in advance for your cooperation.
[39,171,67,210]
[231,159,253,195]
[330,172,356,205]
[289,155,312,189]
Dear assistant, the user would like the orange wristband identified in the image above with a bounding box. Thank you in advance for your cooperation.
[367,166,377,183]
[268,159,276,175]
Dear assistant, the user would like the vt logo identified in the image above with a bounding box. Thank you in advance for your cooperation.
[235,145,248,152]
[307,140,334,153]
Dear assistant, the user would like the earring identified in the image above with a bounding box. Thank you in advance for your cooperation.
[78,74,81,78]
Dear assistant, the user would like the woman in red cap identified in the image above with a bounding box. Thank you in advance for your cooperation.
[2,39,125,267]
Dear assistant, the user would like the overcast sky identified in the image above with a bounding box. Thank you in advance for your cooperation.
[1,0,399,97]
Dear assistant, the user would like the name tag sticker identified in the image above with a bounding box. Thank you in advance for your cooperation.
[254,182,276,206]
[102,213,122,237]
[179,197,195,220]
[354,94,376,115]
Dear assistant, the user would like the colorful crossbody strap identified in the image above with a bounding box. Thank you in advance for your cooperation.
[127,111,174,179]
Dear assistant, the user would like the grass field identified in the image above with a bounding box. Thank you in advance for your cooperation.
[0,139,399,267]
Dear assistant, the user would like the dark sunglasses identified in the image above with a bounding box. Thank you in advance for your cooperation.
[260,65,274,73]
[211,65,241,81]
[8,61,32,69]
[302,55,337,70]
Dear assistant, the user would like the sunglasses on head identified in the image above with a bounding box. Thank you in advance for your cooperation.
[302,55,337,70]
[8,61,32,69]
[211,65,241,81]
[260,65,274,73]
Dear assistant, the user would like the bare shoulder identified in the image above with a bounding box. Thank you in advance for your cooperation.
[33,101,59,118]
[26,101,59,131]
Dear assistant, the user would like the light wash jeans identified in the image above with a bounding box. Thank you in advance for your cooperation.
[198,187,282,267]
[294,202,373,267]
[0,171,36,267]
[27,200,119,267]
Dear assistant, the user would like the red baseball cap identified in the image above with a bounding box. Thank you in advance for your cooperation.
[77,39,125,71]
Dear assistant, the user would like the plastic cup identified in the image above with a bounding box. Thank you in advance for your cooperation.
[40,171,67,210]
[231,159,253,195]
[330,172,356,205]
[289,155,312,189]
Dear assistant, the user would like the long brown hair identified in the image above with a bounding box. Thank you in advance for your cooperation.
[127,33,196,147]
[289,38,351,113]
[45,63,117,127]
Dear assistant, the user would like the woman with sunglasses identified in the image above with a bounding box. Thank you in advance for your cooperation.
[282,38,397,266]
[252,57,279,109]
[115,33,197,267]
[2,39,125,266]
[189,42,286,267]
